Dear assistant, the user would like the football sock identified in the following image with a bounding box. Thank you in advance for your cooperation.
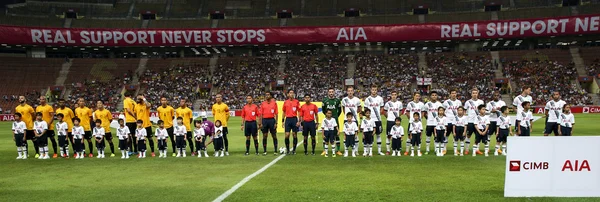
[311,137,316,153]
[292,137,298,151]
[285,138,290,152]
[253,139,259,153]
[245,140,250,153]
[502,145,507,153]
[426,136,431,152]
[17,147,22,157]
[386,139,391,152]
[465,139,470,151]
[376,134,382,152]
[262,137,267,153]
[148,139,155,152]
[485,143,490,154]
[273,138,278,152]
[303,137,308,152]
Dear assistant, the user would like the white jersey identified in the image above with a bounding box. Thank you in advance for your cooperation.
[498,116,511,130]
[409,121,423,134]
[135,128,147,140]
[342,96,362,122]
[55,122,68,136]
[454,115,468,127]
[405,101,424,123]
[34,120,48,134]
[321,118,338,131]
[464,99,484,123]
[361,118,376,132]
[174,125,187,136]
[475,115,490,130]
[486,100,506,122]
[513,94,533,114]
[390,125,404,138]
[156,128,168,140]
[545,100,566,123]
[72,126,85,139]
[93,127,105,138]
[343,122,358,136]
[434,116,448,130]
[12,121,26,134]
[193,128,204,141]
[443,99,462,124]
[214,126,224,138]
[559,113,575,128]
[424,101,443,126]
[516,111,533,128]
[364,96,384,122]
[117,126,130,140]
[383,100,403,122]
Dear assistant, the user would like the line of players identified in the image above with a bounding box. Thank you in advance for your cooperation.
[236,85,575,158]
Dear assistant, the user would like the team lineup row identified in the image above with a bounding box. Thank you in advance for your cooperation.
[10,85,575,159]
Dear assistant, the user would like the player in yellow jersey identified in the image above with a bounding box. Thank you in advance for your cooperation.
[94,100,115,157]
[36,96,59,158]
[55,99,75,154]
[123,92,137,154]
[157,96,176,156]
[212,94,230,155]
[75,98,94,157]
[176,98,193,155]
[15,96,36,157]
[135,95,155,157]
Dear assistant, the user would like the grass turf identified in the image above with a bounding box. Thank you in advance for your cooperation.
[0,114,598,201]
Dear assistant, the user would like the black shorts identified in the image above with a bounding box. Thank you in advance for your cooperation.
[118,139,128,150]
[46,130,55,138]
[25,130,35,140]
[14,133,25,147]
[446,123,454,136]
[426,126,435,137]
[474,131,488,144]
[84,131,92,140]
[105,133,113,141]
[324,131,336,143]
[454,126,465,141]
[386,121,395,136]
[435,130,445,143]
[145,127,153,138]
[175,136,186,148]
[74,139,83,152]
[364,131,374,145]
[214,137,224,150]
[137,140,146,151]
[58,135,68,147]
[544,122,560,135]
[261,118,276,134]
[497,129,509,143]
[488,121,498,136]
[561,127,572,136]
[519,126,531,136]
[411,133,421,146]
[158,139,168,150]
[36,134,48,146]
[96,138,105,149]
[302,121,316,137]
[244,121,258,136]
[467,123,476,137]
[345,135,355,148]
[284,117,299,133]
[375,121,382,134]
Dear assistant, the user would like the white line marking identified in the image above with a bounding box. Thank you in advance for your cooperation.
[212,141,304,202]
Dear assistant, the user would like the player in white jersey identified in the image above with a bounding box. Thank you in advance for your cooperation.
[342,86,361,154]
[156,120,169,158]
[516,101,533,137]
[424,91,443,155]
[453,107,468,156]
[512,86,532,130]
[135,120,147,158]
[383,91,403,155]
[174,117,187,157]
[486,92,506,143]
[343,112,359,157]
[72,118,85,159]
[55,114,69,158]
[463,88,484,155]
[193,120,207,158]
[558,104,575,136]
[93,119,106,158]
[544,91,566,136]
[433,107,448,156]
[12,113,27,159]
[495,106,512,156]
[363,85,385,155]
[321,109,339,157]
[34,112,49,159]
[116,119,130,159]
[409,113,423,157]
[443,89,462,144]
[360,108,376,157]
[404,92,424,156]
[389,117,404,156]
[473,105,490,156]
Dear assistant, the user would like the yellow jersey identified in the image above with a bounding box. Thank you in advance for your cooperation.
[123,97,137,123]
[55,107,74,132]
[75,107,93,131]
[135,103,151,128]
[175,107,193,131]
[15,104,34,130]
[36,104,55,130]
[94,109,112,132]
[212,103,230,127]
[157,105,175,128]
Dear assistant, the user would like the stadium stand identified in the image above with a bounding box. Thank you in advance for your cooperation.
[218,18,279,28]
[71,19,141,28]
[285,54,347,101]
[425,12,491,23]
[497,7,572,20]
[580,47,600,78]
[235,0,268,18]
[168,0,202,18]
[287,17,349,26]
[0,15,63,27]
[134,3,167,17]
[148,19,211,28]
[513,0,563,8]
[303,0,336,16]
[269,0,302,16]
[336,0,370,14]
[354,54,418,103]
[354,15,419,25]
[200,0,228,16]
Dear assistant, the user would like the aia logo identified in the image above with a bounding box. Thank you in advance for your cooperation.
[509,160,549,171]
[509,160,521,172]
[562,160,591,172]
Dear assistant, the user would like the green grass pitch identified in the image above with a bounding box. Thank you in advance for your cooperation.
[0,114,599,201]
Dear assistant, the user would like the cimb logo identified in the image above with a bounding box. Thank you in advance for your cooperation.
[509,160,549,172]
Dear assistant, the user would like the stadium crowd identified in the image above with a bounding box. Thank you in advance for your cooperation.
[354,53,418,103]
[139,64,212,109]
[284,54,347,101]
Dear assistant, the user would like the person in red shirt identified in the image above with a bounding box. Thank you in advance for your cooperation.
[259,92,278,155]
[282,90,300,154]
[300,94,319,155]
[241,95,260,156]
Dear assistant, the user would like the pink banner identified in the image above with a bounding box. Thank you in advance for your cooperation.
[0,15,598,46]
